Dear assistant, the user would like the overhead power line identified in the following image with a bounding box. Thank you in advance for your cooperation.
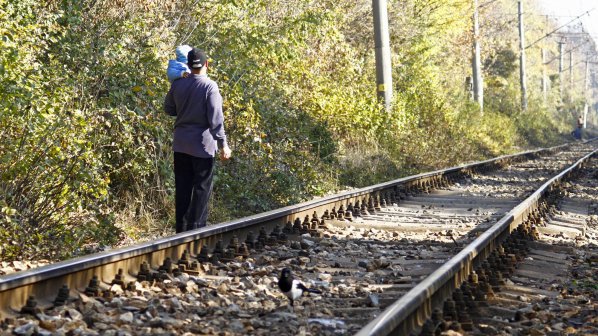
[544,39,593,65]
[478,0,500,9]
[526,8,594,50]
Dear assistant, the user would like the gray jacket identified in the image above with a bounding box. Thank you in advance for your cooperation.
[164,74,227,158]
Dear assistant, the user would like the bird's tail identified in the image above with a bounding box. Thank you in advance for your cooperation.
[298,282,322,294]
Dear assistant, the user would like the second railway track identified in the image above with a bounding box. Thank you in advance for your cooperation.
[400,155,598,336]
[1,141,596,335]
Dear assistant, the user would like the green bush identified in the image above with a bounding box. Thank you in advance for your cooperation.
[0,0,577,261]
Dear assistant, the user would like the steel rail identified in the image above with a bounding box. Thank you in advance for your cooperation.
[0,142,574,316]
[355,148,598,336]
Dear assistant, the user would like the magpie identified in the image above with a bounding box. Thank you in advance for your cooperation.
[277,267,322,306]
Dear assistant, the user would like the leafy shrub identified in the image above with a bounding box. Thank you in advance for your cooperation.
[0,0,577,261]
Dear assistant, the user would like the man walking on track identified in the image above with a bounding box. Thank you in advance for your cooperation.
[576,115,583,140]
[164,48,232,233]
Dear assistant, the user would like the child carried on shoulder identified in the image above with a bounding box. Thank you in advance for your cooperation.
[167,45,192,82]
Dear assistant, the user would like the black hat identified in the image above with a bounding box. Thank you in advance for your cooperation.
[187,48,209,69]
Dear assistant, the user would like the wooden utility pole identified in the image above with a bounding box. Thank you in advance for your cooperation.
[569,50,573,90]
[518,1,527,111]
[540,14,548,102]
[558,42,565,72]
[472,0,483,112]
[373,0,392,111]
[583,57,590,128]
[584,57,590,91]
[541,48,547,101]
[558,41,565,97]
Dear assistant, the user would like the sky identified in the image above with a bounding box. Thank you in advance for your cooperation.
[536,0,597,42]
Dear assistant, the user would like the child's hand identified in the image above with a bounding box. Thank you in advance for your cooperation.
[182,72,190,78]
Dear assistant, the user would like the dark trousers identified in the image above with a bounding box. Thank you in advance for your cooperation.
[174,152,215,233]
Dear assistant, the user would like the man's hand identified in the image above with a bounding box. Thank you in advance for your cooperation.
[220,146,232,160]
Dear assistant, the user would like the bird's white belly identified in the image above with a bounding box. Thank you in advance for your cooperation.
[284,280,304,300]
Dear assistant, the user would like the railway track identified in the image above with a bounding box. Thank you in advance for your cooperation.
[414,157,598,336]
[0,141,596,335]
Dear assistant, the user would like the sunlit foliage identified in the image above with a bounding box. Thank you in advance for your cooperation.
[0,0,578,260]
